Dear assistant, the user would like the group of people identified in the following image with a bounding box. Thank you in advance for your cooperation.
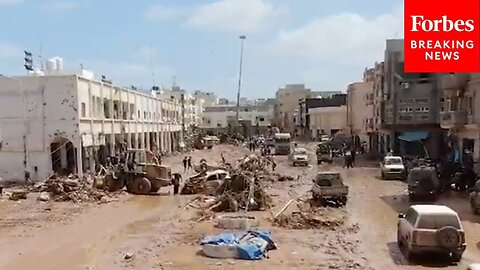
[182,156,193,172]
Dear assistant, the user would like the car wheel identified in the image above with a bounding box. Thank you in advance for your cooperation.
[451,252,462,262]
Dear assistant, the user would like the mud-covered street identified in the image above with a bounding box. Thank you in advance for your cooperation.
[1,143,479,270]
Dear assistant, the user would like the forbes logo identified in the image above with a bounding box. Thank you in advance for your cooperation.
[410,15,475,32]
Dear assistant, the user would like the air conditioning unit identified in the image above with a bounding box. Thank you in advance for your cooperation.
[400,82,410,90]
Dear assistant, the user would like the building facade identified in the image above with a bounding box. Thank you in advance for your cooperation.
[309,106,347,139]
[0,73,182,182]
[382,39,444,159]
[346,82,372,145]
[156,87,204,130]
[439,72,479,169]
[199,104,274,136]
[297,94,347,137]
[274,84,312,133]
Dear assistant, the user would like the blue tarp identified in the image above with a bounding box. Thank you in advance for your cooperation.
[398,131,429,142]
[200,230,277,260]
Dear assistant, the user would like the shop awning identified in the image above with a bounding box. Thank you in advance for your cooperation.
[398,131,429,142]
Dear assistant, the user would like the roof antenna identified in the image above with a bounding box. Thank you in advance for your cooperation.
[39,43,44,71]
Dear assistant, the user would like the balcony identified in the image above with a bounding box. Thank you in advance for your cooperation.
[439,73,469,92]
[440,110,467,129]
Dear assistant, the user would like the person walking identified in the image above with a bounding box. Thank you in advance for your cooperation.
[344,148,352,168]
[182,157,188,172]
[187,156,193,171]
[351,147,356,166]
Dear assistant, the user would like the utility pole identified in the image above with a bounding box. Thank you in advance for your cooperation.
[235,35,246,135]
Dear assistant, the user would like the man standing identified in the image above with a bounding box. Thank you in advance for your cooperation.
[172,173,182,195]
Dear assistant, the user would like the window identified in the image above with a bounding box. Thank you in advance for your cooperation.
[416,214,461,229]
[405,208,418,225]
[206,174,218,181]
[467,96,474,115]
[138,110,140,119]
[259,117,265,122]
[81,102,86,117]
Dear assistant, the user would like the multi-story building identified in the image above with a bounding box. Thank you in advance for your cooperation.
[193,90,217,107]
[0,71,182,182]
[274,84,337,134]
[382,39,444,159]
[369,61,386,157]
[199,104,274,136]
[274,84,311,133]
[439,72,479,168]
[296,94,346,137]
[346,81,371,146]
[156,87,204,129]
[309,105,347,139]
[218,98,229,105]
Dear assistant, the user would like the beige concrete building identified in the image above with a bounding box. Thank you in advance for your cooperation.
[439,73,480,167]
[309,106,347,138]
[0,71,182,182]
[274,84,325,133]
[347,80,373,143]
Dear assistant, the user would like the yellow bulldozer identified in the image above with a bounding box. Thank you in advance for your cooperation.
[105,149,177,195]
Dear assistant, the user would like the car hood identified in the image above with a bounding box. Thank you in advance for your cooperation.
[384,164,405,170]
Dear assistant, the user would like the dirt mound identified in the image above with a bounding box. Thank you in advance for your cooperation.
[272,203,348,230]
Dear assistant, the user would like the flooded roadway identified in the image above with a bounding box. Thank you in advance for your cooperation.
[0,143,479,269]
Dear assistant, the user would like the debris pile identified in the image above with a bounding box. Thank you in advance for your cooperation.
[185,154,275,219]
[28,175,117,203]
[272,202,347,230]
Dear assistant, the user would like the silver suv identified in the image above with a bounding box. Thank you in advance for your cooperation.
[397,205,466,262]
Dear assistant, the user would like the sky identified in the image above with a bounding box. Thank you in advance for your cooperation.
[0,0,404,99]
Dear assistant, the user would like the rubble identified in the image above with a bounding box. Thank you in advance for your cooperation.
[27,175,119,203]
[185,154,275,218]
[9,189,28,201]
[37,192,50,202]
[272,201,348,230]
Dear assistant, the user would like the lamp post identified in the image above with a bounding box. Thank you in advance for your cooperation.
[0,74,28,182]
[235,35,246,135]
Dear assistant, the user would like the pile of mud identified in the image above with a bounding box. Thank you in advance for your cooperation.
[29,176,117,203]
[272,202,348,230]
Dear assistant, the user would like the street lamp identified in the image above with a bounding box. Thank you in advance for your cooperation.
[235,35,246,135]
[0,74,28,182]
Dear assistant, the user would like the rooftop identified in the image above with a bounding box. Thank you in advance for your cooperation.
[411,205,457,215]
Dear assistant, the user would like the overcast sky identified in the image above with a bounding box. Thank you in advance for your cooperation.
[0,0,404,99]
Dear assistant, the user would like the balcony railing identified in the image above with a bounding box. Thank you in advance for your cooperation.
[440,110,467,129]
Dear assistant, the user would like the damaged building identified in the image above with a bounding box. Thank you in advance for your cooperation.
[0,71,182,182]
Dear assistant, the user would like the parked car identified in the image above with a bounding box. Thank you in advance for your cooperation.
[407,166,440,201]
[397,205,466,262]
[311,172,348,205]
[469,180,480,215]
[289,147,309,166]
[380,156,406,180]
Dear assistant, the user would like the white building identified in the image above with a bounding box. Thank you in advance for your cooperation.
[0,72,182,182]
[156,87,204,129]
[193,90,217,107]
[200,104,274,135]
